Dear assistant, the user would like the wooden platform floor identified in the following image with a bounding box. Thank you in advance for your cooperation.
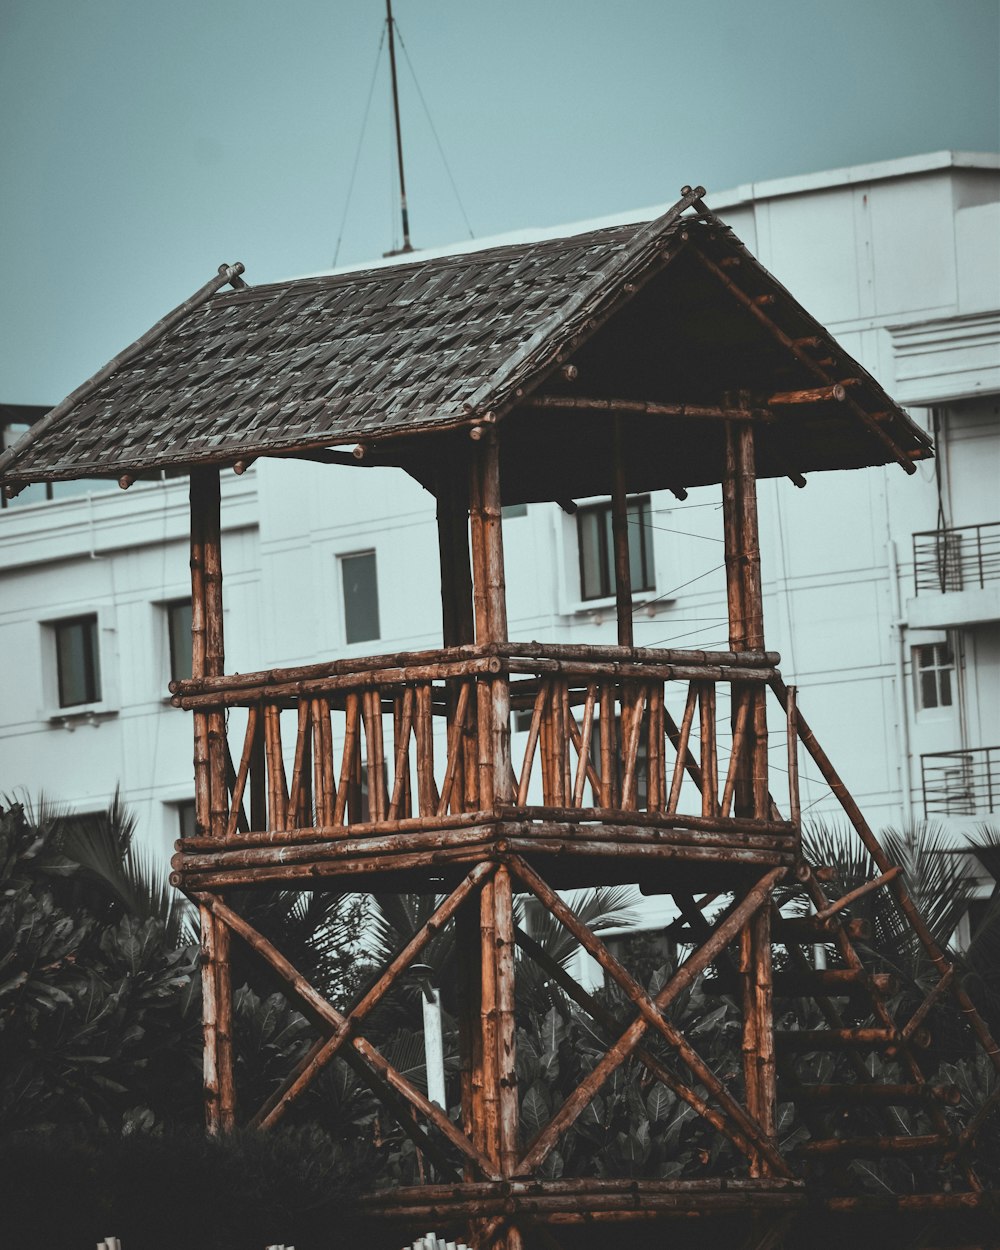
[171,810,799,893]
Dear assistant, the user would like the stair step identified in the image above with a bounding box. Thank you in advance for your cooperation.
[794,1133,948,1157]
[793,1082,960,1106]
[775,915,870,942]
[703,969,898,998]
[775,1026,930,1051]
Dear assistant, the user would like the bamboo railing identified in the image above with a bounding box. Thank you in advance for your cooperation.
[170,643,799,881]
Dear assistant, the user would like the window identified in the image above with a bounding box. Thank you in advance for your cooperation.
[914,642,954,710]
[577,496,654,601]
[501,503,528,519]
[166,600,193,682]
[54,615,101,707]
[175,799,197,841]
[341,551,380,644]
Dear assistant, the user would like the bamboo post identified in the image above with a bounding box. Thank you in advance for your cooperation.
[467,427,518,1246]
[190,467,233,1133]
[721,421,776,1172]
[611,416,634,647]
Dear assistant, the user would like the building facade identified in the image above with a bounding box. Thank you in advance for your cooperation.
[2,151,997,886]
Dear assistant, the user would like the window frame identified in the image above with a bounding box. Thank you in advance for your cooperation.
[339,549,381,645]
[164,598,194,685]
[913,641,954,712]
[576,495,655,603]
[53,614,102,708]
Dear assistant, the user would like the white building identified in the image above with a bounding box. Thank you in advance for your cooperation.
[2,151,997,893]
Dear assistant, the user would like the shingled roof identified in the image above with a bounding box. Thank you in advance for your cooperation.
[0,189,932,500]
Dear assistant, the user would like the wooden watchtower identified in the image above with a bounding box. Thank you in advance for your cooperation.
[3,188,998,1247]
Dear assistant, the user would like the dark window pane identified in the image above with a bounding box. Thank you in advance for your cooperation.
[627,498,655,591]
[501,503,527,519]
[167,601,193,682]
[920,669,938,709]
[176,800,197,840]
[55,616,100,707]
[578,509,606,599]
[938,667,952,707]
[342,551,380,644]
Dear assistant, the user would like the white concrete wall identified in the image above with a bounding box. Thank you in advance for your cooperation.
[1,154,998,867]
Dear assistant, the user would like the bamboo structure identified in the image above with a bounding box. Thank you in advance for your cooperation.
[7,186,997,1248]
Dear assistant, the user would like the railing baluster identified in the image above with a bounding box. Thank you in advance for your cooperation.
[263,703,288,831]
[599,683,614,808]
[667,684,698,816]
[287,699,312,830]
[621,684,648,811]
[720,688,752,818]
[334,693,360,827]
[414,683,438,816]
[225,705,258,838]
[315,697,335,826]
[572,684,598,808]
[699,681,718,818]
[648,682,664,813]
[517,680,548,807]
[388,687,416,821]
[437,680,472,816]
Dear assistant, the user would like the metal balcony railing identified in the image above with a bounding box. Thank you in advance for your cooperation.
[912,521,1000,595]
[921,746,1000,817]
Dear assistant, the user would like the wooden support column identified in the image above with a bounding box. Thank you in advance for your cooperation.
[468,427,520,1248]
[611,416,634,648]
[722,421,776,1171]
[190,467,234,1134]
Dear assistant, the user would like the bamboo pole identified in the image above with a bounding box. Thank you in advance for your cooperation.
[190,468,232,1135]
[287,699,312,830]
[570,686,598,807]
[415,683,438,815]
[264,703,288,831]
[691,246,915,473]
[699,683,718,817]
[517,681,548,806]
[387,686,415,820]
[250,861,495,1129]
[770,676,1000,1075]
[226,707,259,839]
[666,684,699,815]
[611,416,634,648]
[494,865,519,1179]
[508,857,789,1176]
[197,891,498,1178]
[599,684,614,808]
[514,927,768,1169]
[171,642,780,697]
[334,693,360,826]
[620,684,647,811]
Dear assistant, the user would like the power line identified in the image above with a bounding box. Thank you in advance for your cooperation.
[332,27,387,269]
[393,23,475,240]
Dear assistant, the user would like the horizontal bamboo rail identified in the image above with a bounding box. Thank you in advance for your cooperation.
[170,645,802,863]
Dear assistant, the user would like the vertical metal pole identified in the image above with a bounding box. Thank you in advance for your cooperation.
[385,0,413,253]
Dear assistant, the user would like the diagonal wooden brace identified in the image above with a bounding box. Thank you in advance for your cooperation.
[248,860,497,1129]
[192,886,500,1179]
[507,856,789,1176]
[515,924,766,1168]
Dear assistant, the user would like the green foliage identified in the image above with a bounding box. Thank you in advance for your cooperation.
[0,1124,368,1250]
[0,799,203,1131]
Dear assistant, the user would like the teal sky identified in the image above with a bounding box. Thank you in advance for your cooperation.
[1,0,998,404]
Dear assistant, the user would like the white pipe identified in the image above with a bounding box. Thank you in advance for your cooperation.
[421,987,446,1110]
[887,537,914,827]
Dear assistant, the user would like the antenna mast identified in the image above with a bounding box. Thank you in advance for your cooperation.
[385,0,414,255]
